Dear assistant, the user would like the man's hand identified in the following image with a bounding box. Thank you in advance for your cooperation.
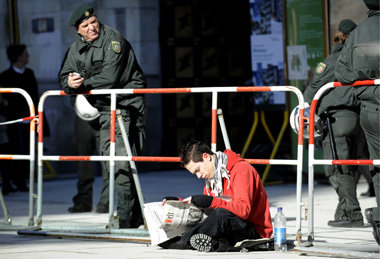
[67,72,84,89]
[161,196,179,206]
[182,196,192,204]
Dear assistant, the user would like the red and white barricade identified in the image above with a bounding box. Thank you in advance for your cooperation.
[36,86,306,242]
[0,88,36,227]
[307,79,380,244]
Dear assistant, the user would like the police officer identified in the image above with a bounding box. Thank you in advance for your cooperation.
[304,19,365,228]
[59,4,147,228]
[335,0,380,245]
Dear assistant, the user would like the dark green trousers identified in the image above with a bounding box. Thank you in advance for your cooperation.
[322,109,363,222]
[72,116,108,207]
[93,99,146,225]
[360,102,380,222]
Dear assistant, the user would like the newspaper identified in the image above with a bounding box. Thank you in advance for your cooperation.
[144,201,209,246]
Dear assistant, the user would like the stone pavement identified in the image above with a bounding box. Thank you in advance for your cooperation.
[0,170,379,258]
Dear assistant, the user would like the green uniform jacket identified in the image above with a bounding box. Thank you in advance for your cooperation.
[304,44,359,116]
[59,23,146,111]
[335,10,380,105]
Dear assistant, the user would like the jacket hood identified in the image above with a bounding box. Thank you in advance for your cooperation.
[224,149,244,171]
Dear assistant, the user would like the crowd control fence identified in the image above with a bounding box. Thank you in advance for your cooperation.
[0,88,36,228]
[29,86,307,242]
[307,79,380,244]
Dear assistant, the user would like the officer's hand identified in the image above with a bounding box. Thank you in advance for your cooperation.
[68,73,84,89]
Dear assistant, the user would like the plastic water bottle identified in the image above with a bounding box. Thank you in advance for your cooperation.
[274,206,287,252]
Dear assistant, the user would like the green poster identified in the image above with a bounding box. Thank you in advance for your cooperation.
[286,0,326,173]
[286,0,325,69]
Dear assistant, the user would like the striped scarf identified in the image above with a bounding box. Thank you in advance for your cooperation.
[205,152,230,196]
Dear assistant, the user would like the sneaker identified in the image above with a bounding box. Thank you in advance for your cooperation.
[327,218,363,228]
[68,204,92,213]
[365,208,380,245]
[190,233,213,252]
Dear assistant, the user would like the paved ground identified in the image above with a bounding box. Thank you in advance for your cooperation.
[0,170,379,258]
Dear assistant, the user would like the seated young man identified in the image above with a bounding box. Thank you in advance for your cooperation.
[161,140,273,252]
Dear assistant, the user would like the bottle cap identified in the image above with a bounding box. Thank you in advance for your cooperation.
[277,207,282,212]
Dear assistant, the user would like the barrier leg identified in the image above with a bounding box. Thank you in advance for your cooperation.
[28,159,35,226]
[116,112,147,228]
[293,143,303,245]
[36,156,43,226]
[108,94,117,229]
[217,109,231,150]
[307,147,315,244]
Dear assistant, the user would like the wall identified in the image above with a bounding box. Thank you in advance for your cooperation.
[328,0,368,49]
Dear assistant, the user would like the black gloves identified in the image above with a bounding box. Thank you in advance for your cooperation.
[163,196,179,201]
[191,195,213,208]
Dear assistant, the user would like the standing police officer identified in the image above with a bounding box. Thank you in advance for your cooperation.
[304,20,365,228]
[335,0,380,245]
[59,4,147,228]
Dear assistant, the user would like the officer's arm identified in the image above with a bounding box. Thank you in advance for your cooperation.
[304,64,325,103]
[304,62,335,103]
[59,47,86,94]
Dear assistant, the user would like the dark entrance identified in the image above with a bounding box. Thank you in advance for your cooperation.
[159,0,252,160]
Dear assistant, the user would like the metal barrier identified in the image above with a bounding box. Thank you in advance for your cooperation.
[0,88,36,228]
[307,79,380,244]
[35,86,306,241]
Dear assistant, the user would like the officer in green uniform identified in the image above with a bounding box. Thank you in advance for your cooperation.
[59,4,147,228]
[304,19,364,228]
[335,0,380,245]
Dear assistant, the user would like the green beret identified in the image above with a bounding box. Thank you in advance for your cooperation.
[69,4,95,26]
[338,19,357,34]
[363,0,380,10]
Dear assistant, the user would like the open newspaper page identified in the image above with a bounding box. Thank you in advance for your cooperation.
[144,201,209,246]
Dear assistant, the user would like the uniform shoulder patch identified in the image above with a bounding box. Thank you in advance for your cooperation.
[315,62,326,74]
[111,41,121,53]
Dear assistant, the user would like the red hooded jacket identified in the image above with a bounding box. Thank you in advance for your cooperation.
[204,149,273,238]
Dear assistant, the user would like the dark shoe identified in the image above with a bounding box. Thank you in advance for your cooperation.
[365,208,380,245]
[95,204,108,213]
[158,236,192,250]
[68,204,92,213]
[361,183,376,197]
[190,233,213,252]
[327,218,363,228]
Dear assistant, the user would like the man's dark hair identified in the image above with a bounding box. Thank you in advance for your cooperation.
[179,140,214,167]
[7,44,27,63]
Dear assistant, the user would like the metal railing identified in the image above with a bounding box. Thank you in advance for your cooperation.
[0,88,36,227]
[34,85,306,240]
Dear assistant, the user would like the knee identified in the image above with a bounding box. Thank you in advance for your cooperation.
[212,208,232,219]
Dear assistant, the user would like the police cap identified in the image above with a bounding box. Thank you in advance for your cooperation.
[338,19,357,34]
[69,4,95,26]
